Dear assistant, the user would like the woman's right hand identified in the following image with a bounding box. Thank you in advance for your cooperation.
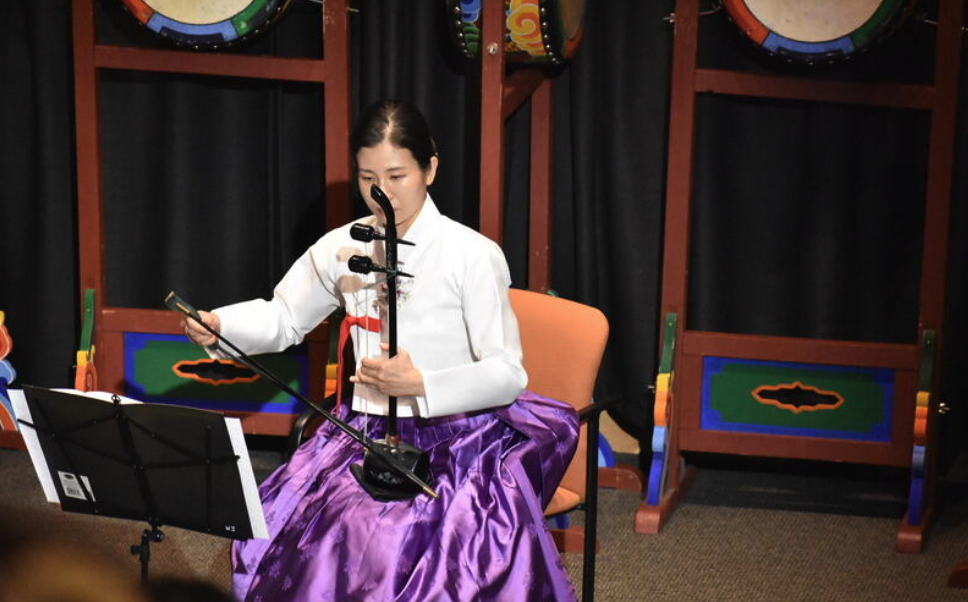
[182,310,221,348]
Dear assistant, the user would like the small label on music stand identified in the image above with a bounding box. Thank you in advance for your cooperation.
[58,471,95,502]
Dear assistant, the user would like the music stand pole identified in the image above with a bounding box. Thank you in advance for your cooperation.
[132,526,164,584]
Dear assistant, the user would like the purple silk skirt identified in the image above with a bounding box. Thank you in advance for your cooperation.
[231,390,580,602]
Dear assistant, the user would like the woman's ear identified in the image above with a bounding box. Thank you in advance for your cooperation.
[424,155,439,187]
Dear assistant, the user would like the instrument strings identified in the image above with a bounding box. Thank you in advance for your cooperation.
[351,233,390,441]
[353,238,371,441]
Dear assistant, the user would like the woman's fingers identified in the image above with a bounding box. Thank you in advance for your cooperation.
[351,348,424,397]
[182,310,220,347]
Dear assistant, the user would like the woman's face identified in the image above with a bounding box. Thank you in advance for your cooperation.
[356,140,438,237]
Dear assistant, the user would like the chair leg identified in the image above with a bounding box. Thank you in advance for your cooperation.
[551,525,587,553]
[582,414,600,602]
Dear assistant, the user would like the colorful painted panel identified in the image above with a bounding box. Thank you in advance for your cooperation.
[647,313,678,505]
[0,312,17,432]
[0,360,17,432]
[907,329,935,525]
[701,356,893,442]
[124,333,306,415]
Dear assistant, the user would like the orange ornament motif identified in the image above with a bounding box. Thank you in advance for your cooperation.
[507,0,546,57]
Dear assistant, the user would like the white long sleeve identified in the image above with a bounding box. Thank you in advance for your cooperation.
[214,234,342,356]
[408,224,527,417]
[212,197,526,418]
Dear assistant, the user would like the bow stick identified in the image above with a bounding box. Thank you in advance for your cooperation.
[165,291,438,499]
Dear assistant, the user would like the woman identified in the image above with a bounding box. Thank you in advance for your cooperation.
[184,100,579,601]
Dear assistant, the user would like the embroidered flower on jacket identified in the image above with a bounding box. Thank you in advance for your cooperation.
[373,275,413,312]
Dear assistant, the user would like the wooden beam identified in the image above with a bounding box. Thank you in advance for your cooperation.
[479,0,507,244]
[528,79,553,292]
[502,69,544,120]
[677,430,912,466]
[655,0,701,514]
[917,0,964,331]
[681,331,918,369]
[95,45,330,82]
[73,0,106,322]
[323,0,353,230]
[906,0,966,557]
[695,68,936,110]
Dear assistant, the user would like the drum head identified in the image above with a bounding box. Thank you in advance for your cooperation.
[119,0,293,48]
[723,0,918,63]
[447,0,588,64]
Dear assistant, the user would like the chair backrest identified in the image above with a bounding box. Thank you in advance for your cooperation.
[508,289,609,503]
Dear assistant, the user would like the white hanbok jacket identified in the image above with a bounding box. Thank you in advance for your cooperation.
[213,196,527,418]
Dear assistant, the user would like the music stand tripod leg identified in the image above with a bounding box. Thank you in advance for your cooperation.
[131,525,164,584]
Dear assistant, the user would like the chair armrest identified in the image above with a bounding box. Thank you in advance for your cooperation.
[577,397,618,422]
[286,393,339,457]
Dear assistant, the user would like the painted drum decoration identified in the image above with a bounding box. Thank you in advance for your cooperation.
[722,0,918,63]
[119,0,292,47]
[446,0,587,64]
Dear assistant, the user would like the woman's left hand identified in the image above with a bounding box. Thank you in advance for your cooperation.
[351,343,426,397]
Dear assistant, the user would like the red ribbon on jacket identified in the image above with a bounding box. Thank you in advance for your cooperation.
[336,313,382,411]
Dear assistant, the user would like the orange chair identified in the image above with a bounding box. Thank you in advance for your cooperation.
[509,288,610,602]
[288,290,611,600]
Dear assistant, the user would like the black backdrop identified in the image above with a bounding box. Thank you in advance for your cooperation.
[1,0,966,465]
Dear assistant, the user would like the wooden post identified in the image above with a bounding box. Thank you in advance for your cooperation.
[479,0,507,244]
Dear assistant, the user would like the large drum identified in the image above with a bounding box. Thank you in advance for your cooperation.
[119,0,292,47]
[446,0,587,64]
[722,0,918,64]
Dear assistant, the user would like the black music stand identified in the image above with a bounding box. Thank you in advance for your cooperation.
[16,385,266,583]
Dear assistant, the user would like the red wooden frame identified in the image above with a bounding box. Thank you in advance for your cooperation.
[636,0,964,553]
[71,0,351,435]
[478,0,554,292]
[477,0,644,500]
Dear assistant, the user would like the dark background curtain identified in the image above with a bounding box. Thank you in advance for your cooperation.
[1,0,966,466]
[0,1,78,391]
